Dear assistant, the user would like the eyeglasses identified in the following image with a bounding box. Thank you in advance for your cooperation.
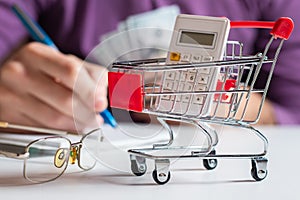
[0,126,102,183]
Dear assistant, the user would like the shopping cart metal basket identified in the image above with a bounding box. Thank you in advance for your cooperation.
[108,17,294,184]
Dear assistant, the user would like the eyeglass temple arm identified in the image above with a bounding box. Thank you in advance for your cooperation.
[0,142,61,159]
[0,143,29,159]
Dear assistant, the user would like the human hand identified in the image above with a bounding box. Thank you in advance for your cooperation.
[0,42,108,132]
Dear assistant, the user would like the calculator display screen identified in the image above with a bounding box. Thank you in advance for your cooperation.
[179,31,215,46]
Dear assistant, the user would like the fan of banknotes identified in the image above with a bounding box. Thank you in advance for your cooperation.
[89,5,180,66]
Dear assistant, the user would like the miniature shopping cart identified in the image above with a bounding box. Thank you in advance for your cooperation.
[108,17,294,184]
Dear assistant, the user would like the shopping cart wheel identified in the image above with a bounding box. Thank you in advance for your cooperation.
[130,155,147,176]
[152,159,171,184]
[203,150,217,170]
[251,158,268,181]
[152,170,171,185]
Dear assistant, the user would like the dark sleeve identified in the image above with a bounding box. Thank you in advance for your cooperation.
[0,0,53,63]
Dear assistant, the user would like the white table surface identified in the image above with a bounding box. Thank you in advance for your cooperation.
[0,123,299,200]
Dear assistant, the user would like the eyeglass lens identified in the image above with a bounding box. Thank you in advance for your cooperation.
[79,129,102,170]
[24,137,70,183]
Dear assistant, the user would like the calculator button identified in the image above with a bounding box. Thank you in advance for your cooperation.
[199,67,211,74]
[187,72,196,82]
[191,55,202,63]
[202,56,213,62]
[180,71,188,81]
[182,95,191,103]
[180,53,191,62]
[161,95,170,100]
[182,83,193,102]
[194,85,206,92]
[184,83,193,91]
[190,68,197,73]
[164,80,174,91]
[166,71,176,80]
[169,95,175,101]
[193,94,204,105]
[198,75,209,84]
[169,52,181,61]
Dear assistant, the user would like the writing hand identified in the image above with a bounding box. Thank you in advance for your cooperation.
[0,42,108,132]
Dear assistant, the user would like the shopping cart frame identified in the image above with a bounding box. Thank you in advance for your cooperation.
[108,17,294,184]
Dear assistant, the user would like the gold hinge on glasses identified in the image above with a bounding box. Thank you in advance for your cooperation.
[69,146,79,165]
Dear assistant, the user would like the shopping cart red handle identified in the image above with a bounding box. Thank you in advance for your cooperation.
[230,17,294,40]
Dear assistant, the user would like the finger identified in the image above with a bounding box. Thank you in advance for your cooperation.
[0,86,43,128]
[13,42,80,90]
[0,61,75,118]
[92,77,108,112]
[73,67,98,104]
[19,94,77,131]
[73,63,108,111]
[72,92,104,131]
[84,62,109,111]
[84,62,108,84]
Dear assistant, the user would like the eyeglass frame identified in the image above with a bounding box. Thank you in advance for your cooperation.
[0,128,102,183]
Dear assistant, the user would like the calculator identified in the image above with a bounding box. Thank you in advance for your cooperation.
[157,14,230,116]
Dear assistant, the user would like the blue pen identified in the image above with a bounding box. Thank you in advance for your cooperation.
[12,4,117,128]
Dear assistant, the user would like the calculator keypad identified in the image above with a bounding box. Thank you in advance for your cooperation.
[158,65,214,116]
